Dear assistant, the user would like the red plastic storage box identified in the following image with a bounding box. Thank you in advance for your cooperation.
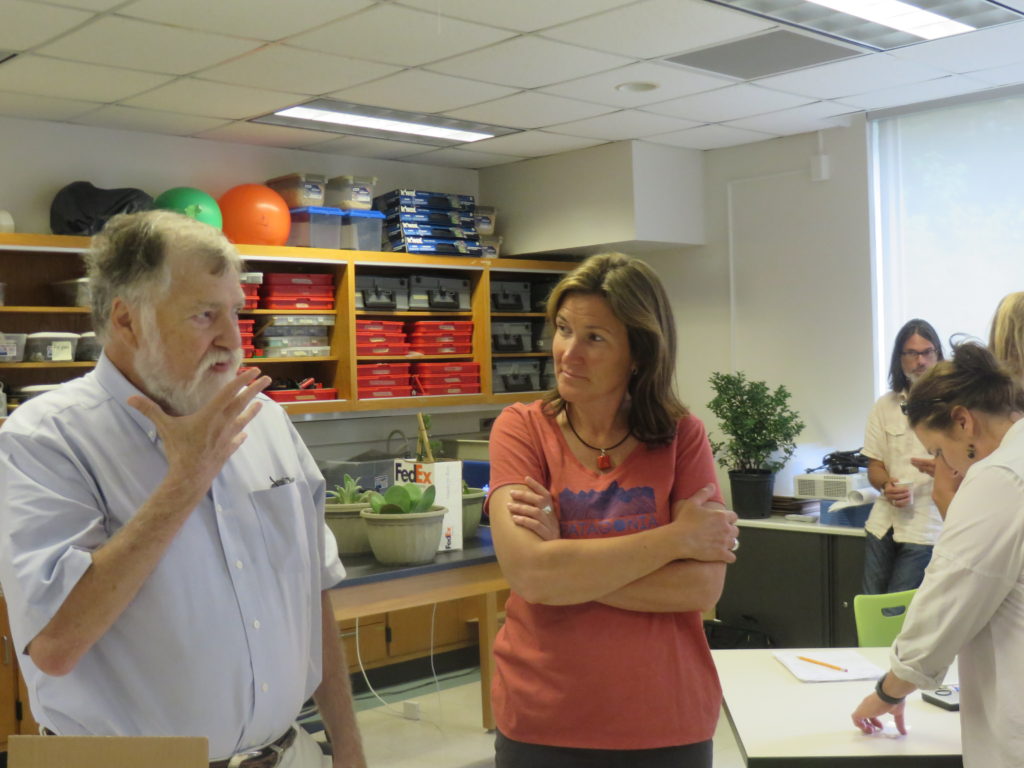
[356,342,411,356]
[404,320,474,334]
[416,383,481,396]
[408,341,471,355]
[411,361,479,375]
[260,297,335,310]
[266,386,338,403]
[409,332,472,346]
[356,319,405,334]
[358,362,411,377]
[358,385,414,399]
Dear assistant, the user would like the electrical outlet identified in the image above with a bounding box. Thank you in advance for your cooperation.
[402,700,421,720]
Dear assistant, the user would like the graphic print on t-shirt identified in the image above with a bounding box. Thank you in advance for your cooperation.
[557,481,658,538]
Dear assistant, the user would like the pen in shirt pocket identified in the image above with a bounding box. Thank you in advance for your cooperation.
[269,475,294,488]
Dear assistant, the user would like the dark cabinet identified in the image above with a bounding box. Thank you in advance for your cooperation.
[716,524,866,648]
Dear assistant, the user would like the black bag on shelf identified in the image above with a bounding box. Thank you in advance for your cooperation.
[50,181,153,235]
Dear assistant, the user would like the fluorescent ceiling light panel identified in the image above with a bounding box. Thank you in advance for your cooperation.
[707,0,1023,50]
[805,0,973,39]
[252,98,518,147]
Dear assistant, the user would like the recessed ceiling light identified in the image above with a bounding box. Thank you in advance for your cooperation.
[707,0,1023,50]
[252,98,519,147]
[615,81,659,93]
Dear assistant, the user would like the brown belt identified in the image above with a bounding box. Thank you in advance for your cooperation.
[44,726,298,768]
[210,726,297,768]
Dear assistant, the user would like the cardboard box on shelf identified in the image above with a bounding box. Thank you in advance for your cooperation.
[394,458,463,552]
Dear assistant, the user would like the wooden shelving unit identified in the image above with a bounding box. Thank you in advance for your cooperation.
[0,233,579,425]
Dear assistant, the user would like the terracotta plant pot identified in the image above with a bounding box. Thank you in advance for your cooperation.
[462,488,486,540]
[360,505,447,566]
[325,502,371,556]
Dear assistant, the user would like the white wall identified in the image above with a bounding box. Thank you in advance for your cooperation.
[644,116,876,501]
[0,115,478,235]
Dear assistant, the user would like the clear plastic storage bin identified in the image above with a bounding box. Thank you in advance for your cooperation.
[340,210,385,251]
[266,173,327,208]
[287,207,344,249]
[327,175,378,210]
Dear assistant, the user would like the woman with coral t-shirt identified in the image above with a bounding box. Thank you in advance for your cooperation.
[488,253,740,768]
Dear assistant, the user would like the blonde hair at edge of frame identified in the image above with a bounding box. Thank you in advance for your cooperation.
[541,252,687,445]
[989,291,1024,385]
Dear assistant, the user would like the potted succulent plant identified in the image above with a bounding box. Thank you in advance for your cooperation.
[461,480,486,540]
[325,474,373,556]
[707,371,805,519]
[360,482,447,565]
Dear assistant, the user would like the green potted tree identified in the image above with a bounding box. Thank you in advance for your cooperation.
[462,480,486,540]
[360,482,447,565]
[707,371,805,518]
[325,474,372,556]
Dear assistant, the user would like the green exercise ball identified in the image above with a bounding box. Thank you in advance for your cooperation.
[153,186,223,229]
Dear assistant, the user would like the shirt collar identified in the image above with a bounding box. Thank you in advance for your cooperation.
[93,352,161,444]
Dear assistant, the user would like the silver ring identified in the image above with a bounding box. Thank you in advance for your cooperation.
[730,538,740,552]
[541,504,553,515]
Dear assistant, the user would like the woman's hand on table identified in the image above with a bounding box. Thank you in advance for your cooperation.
[508,476,560,541]
[851,692,907,736]
[670,485,739,563]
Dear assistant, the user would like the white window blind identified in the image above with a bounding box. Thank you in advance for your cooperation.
[871,92,1024,393]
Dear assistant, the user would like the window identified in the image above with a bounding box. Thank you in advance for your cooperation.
[871,91,1024,392]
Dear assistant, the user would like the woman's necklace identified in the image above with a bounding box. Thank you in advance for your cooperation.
[564,407,632,470]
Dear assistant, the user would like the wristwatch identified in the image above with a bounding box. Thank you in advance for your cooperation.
[875,675,906,705]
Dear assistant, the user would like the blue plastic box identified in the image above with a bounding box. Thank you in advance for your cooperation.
[819,501,872,528]
[339,209,385,251]
[287,206,343,249]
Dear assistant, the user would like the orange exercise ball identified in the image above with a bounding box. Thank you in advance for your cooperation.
[218,184,291,246]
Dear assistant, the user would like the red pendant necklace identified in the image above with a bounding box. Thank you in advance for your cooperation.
[565,408,632,470]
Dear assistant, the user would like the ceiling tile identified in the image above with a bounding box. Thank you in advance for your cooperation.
[889,21,1024,74]
[0,90,99,121]
[427,36,632,89]
[0,55,172,102]
[541,0,775,58]
[547,110,700,140]
[643,83,812,122]
[726,101,856,134]
[37,16,261,76]
[395,0,634,32]
[288,4,515,67]
[118,0,373,41]
[443,91,612,129]
[312,135,432,158]
[71,105,229,135]
[645,124,775,150]
[400,146,523,168]
[460,130,605,157]
[328,69,518,113]
[122,78,305,120]
[0,0,94,50]
[539,61,733,108]
[839,75,993,111]
[199,45,400,96]
[37,0,121,9]
[195,121,338,148]
[968,60,1024,87]
[754,54,947,99]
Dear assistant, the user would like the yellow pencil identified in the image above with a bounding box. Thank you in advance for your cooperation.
[797,655,848,672]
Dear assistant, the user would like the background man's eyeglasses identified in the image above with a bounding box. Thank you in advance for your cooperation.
[901,348,937,360]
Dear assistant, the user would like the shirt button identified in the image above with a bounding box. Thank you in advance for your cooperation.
[147,431,156,440]
[253,619,261,629]
[215,504,223,514]
[235,560,243,570]
[261,683,269,693]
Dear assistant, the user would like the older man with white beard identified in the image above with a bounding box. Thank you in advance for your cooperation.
[0,211,366,768]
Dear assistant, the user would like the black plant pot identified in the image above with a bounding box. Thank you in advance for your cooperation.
[728,470,775,519]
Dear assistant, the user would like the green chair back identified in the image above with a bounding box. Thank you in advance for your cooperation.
[853,589,918,646]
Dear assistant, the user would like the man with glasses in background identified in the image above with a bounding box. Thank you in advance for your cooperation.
[860,319,947,595]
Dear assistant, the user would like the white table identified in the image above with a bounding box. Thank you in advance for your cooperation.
[713,647,962,767]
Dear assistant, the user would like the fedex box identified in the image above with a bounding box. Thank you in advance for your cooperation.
[394,459,463,551]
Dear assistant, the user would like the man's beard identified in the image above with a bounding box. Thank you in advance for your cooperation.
[134,326,242,416]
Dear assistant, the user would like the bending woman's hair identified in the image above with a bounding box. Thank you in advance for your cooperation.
[541,252,685,444]
[904,341,1024,430]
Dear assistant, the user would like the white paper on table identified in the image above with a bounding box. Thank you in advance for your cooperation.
[848,486,880,505]
[773,650,884,682]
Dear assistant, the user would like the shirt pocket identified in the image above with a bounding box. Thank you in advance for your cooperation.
[250,482,312,574]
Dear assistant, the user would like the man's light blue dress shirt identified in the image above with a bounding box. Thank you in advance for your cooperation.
[0,354,345,759]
